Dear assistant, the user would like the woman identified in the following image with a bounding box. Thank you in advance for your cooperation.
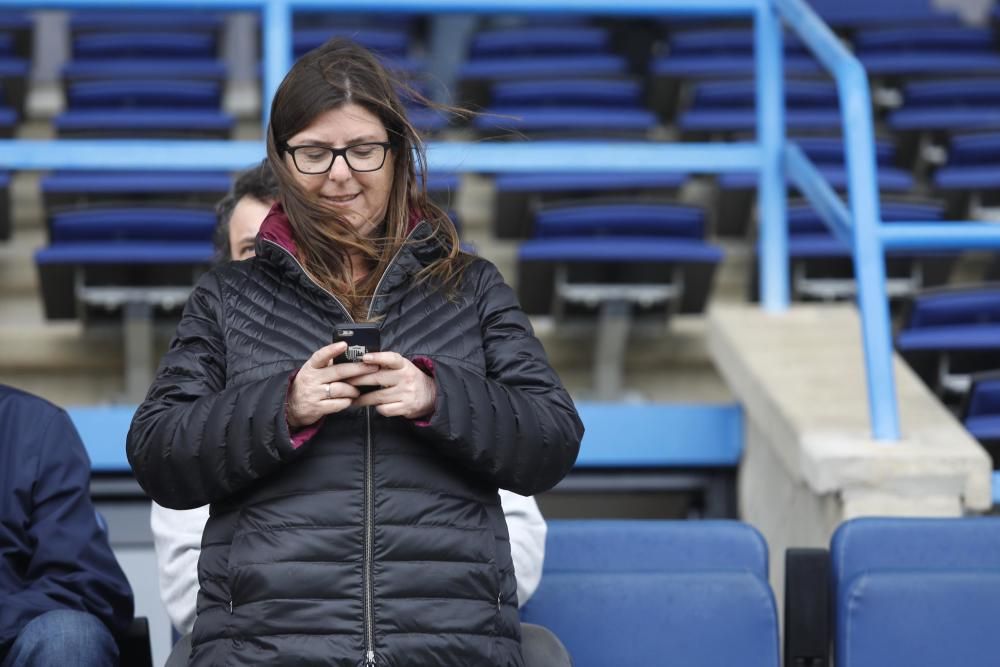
[127,38,583,667]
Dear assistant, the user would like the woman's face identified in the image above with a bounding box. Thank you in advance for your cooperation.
[284,103,395,237]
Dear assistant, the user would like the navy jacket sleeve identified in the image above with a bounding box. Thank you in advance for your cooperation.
[0,406,134,651]
[409,261,583,495]
[126,272,302,509]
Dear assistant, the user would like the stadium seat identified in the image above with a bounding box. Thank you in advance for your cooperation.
[517,202,721,398]
[749,201,953,303]
[832,517,1000,667]
[520,520,780,667]
[494,172,689,239]
[715,137,913,238]
[40,170,231,213]
[960,371,1000,467]
[896,285,1000,398]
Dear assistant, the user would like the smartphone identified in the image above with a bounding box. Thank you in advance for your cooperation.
[333,323,381,393]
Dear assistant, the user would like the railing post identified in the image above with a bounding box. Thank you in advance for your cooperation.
[261,0,292,128]
[756,0,788,311]
[842,65,900,441]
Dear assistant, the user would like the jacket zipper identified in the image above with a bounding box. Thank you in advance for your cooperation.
[358,232,414,667]
[267,227,421,667]
[363,409,376,667]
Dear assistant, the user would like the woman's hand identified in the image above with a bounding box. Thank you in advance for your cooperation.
[350,352,437,419]
[286,341,378,429]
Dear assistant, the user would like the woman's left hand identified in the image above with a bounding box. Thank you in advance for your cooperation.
[349,352,437,419]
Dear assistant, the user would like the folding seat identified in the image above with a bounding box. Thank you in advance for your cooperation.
[895,285,1000,399]
[785,517,1000,666]
[786,517,1000,667]
[960,371,1000,466]
[58,21,233,140]
[887,78,1000,170]
[456,22,627,109]
[40,170,232,214]
[520,520,779,667]
[933,131,1000,218]
[517,201,721,398]
[35,206,217,321]
[0,12,33,117]
[714,136,912,238]
[748,200,953,303]
[494,171,689,239]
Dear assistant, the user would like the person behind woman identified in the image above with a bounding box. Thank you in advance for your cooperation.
[127,38,583,666]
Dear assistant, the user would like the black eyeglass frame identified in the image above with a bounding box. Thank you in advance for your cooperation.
[281,141,393,174]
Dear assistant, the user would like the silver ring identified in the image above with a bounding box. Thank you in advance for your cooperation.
[324,383,332,400]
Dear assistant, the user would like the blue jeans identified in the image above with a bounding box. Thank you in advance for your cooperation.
[1,610,118,667]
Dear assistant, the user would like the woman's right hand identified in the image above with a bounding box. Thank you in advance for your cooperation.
[286,341,378,429]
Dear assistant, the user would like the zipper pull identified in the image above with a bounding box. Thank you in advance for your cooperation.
[497,593,502,612]
[365,649,376,666]
[228,600,233,614]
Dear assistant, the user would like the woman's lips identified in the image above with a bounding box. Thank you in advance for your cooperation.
[322,193,360,204]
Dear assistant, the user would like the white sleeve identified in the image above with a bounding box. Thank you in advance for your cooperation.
[498,490,547,607]
[150,502,210,636]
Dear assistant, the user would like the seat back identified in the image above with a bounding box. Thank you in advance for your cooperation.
[831,517,1000,667]
[521,520,779,667]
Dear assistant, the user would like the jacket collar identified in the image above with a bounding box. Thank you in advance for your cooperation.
[256,203,446,308]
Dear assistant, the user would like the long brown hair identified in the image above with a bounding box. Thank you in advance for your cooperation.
[265,38,466,320]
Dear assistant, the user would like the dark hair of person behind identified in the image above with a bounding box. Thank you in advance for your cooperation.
[213,159,279,261]
[265,37,467,320]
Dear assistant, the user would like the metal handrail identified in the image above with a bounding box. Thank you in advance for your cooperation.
[4,0,999,439]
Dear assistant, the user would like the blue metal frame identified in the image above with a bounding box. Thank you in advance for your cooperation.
[6,0,1000,440]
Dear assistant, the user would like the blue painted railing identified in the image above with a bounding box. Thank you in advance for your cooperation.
[5,0,1000,441]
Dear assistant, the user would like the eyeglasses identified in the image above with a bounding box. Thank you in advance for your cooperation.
[283,142,392,174]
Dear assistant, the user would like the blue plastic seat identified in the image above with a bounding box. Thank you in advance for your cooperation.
[534,203,705,239]
[72,31,217,60]
[62,59,227,81]
[66,80,221,109]
[831,517,1000,667]
[679,108,841,134]
[55,109,233,137]
[719,165,913,192]
[494,172,689,239]
[889,107,1000,132]
[668,27,808,56]
[491,78,642,108]
[496,172,687,193]
[691,79,837,109]
[861,52,1000,77]
[41,170,232,196]
[470,26,611,57]
[35,241,215,320]
[458,54,628,81]
[945,132,1000,165]
[36,241,212,265]
[68,11,223,33]
[519,237,722,263]
[40,171,232,214]
[853,26,994,53]
[474,106,656,134]
[294,27,409,58]
[903,79,1000,107]
[50,208,216,242]
[520,520,779,667]
[651,53,822,78]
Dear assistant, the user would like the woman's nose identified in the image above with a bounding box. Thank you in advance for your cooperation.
[327,155,352,181]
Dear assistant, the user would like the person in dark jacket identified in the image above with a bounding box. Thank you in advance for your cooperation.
[127,37,583,667]
[0,385,134,666]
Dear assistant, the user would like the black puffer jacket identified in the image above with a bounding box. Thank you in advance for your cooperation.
[127,208,583,666]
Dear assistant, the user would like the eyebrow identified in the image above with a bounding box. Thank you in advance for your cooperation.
[294,134,384,146]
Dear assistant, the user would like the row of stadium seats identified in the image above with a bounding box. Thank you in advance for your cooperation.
[69,393,1000,667]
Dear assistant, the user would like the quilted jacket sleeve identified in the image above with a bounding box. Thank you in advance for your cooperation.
[126,272,302,510]
[409,261,583,495]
